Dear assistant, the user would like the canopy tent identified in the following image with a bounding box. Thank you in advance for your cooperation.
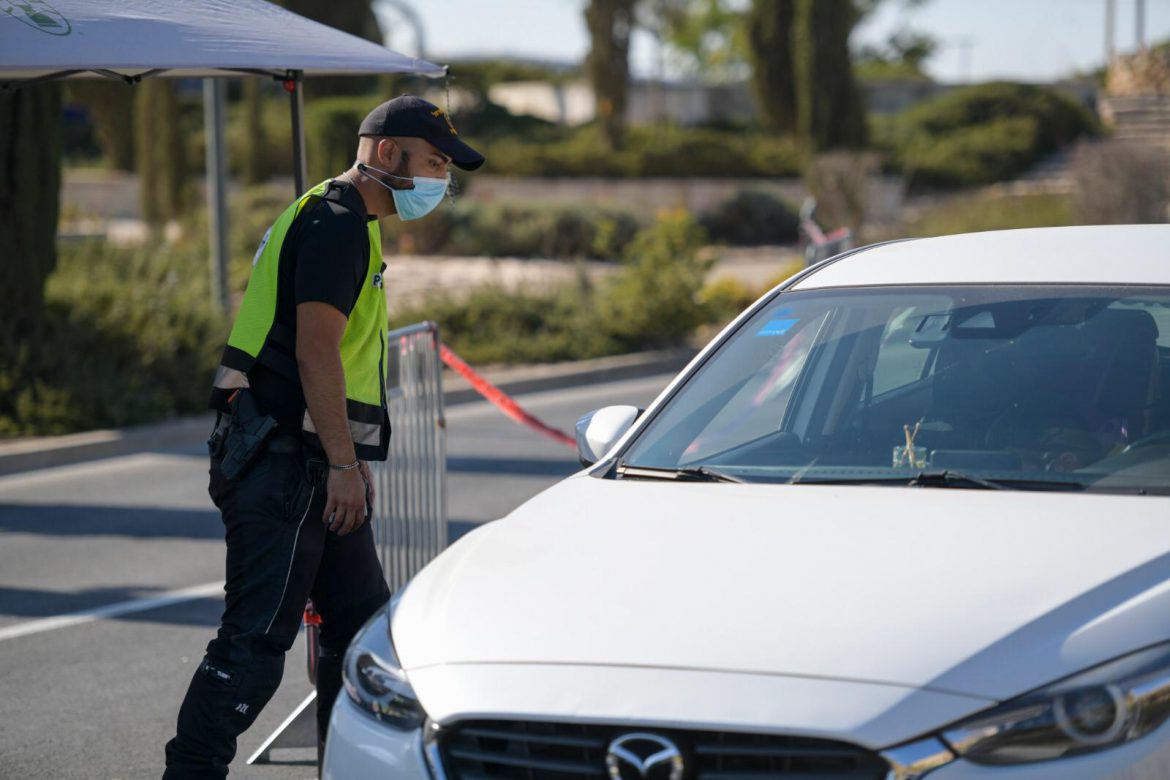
[0,0,445,81]
[1,0,446,308]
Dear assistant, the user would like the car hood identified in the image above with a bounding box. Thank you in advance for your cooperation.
[394,477,1170,705]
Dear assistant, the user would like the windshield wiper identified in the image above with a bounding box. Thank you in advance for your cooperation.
[616,464,746,483]
[908,470,1006,489]
[789,470,1085,491]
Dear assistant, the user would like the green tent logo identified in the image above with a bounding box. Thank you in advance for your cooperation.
[1,0,72,36]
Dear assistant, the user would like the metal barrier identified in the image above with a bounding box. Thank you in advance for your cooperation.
[373,320,448,591]
[248,320,448,766]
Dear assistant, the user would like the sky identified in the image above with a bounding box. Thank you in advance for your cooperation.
[380,0,1170,84]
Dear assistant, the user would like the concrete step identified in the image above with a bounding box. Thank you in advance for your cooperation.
[1109,113,1170,124]
[1113,127,1170,140]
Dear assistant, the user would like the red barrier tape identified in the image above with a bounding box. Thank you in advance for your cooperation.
[440,344,577,450]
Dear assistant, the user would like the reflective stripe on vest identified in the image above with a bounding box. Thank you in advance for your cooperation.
[208,180,390,461]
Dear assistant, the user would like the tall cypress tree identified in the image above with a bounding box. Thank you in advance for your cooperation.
[585,0,637,150]
[277,0,382,98]
[746,0,798,133]
[134,79,189,226]
[67,81,135,171]
[240,78,269,185]
[793,0,867,151]
[0,83,63,331]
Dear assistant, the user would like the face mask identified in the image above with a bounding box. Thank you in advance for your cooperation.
[357,161,449,221]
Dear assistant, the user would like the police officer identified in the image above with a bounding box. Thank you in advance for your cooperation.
[162,95,484,779]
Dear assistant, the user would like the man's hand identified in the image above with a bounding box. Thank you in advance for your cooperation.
[358,460,375,508]
[324,467,367,535]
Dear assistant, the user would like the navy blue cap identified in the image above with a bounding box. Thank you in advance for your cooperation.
[358,95,485,171]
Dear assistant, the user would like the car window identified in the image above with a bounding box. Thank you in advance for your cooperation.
[621,285,1170,495]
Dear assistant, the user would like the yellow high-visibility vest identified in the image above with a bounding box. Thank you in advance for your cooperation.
[209,180,390,461]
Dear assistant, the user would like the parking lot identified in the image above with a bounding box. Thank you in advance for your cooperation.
[0,374,671,780]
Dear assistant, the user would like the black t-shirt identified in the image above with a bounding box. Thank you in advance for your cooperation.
[249,180,380,433]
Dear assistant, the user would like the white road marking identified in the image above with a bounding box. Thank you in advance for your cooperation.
[0,452,203,490]
[0,580,224,643]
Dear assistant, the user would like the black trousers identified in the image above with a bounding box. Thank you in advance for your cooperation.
[163,445,390,779]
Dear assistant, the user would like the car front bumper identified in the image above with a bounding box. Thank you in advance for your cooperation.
[322,673,1170,780]
[321,694,430,780]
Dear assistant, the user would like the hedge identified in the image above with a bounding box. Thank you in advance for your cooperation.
[875,82,1099,188]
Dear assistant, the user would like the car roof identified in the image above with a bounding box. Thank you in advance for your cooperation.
[791,225,1170,290]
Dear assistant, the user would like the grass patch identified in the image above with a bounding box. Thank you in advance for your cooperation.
[905,192,1076,237]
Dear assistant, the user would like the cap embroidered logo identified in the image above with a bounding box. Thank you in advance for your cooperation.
[431,106,459,135]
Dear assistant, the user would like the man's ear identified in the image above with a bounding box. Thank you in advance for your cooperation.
[376,137,400,169]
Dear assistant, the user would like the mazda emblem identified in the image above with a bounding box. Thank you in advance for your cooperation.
[606,733,685,780]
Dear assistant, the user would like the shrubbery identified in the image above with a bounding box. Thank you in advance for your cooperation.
[875,82,1099,188]
[383,190,801,259]
[481,125,802,178]
[391,211,716,364]
[0,240,226,436]
[902,192,1075,237]
[1070,143,1170,224]
[306,96,370,184]
[700,190,800,246]
[382,201,643,259]
[600,210,714,350]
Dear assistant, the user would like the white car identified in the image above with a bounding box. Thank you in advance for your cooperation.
[324,225,1170,780]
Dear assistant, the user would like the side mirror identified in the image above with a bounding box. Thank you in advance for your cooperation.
[575,405,642,467]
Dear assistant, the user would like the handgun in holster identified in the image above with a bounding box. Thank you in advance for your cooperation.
[214,389,277,481]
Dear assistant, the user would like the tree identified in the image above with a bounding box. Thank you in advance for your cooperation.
[585,0,638,150]
[240,78,270,185]
[134,79,189,226]
[277,0,382,97]
[855,28,938,80]
[0,83,62,330]
[66,81,136,171]
[641,0,748,79]
[746,0,798,132]
[793,0,867,150]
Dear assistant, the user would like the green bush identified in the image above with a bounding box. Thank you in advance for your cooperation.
[305,96,369,183]
[698,276,759,325]
[700,190,800,245]
[391,283,617,365]
[905,192,1075,236]
[382,201,642,260]
[600,210,713,350]
[481,125,802,178]
[396,211,715,364]
[899,116,1041,188]
[0,240,227,436]
[876,82,1099,188]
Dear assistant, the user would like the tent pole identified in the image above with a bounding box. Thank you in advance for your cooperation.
[203,77,230,314]
[287,70,307,196]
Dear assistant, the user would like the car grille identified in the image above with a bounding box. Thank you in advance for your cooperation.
[438,720,890,780]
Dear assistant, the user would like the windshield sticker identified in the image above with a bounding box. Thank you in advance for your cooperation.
[757,317,799,336]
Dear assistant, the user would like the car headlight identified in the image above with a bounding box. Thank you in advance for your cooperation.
[342,596,426,729]
[942,642,1170,765]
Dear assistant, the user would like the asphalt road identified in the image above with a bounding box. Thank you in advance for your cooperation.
[0,373,673,780]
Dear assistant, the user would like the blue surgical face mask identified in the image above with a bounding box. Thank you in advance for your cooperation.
[357,161,449,221]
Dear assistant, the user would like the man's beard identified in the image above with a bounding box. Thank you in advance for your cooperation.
[391,148,412,185]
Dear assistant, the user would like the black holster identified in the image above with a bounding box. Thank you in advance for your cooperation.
[209,389,277,481]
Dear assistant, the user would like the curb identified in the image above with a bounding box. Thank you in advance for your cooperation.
[0,348,694,478]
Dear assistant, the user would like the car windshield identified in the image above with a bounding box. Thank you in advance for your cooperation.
[621,285,1170,494]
